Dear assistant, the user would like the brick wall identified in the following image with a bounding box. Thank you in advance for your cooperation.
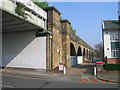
[107,58,120,64]
[61,20,71,68]
[44,7,62,69]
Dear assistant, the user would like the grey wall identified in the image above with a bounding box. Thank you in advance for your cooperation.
[0,32,1,68]
[0,9,2,69]
[2,31,46,69]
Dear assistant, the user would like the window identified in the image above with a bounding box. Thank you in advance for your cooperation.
[111,49,120,58]
[111,42,120,49]
[110,32,119,41]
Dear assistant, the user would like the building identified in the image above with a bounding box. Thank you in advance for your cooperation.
[1,0,50,69]
[102,20,120,63]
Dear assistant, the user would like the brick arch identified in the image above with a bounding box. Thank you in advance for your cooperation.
[70,40,94,63]
[70,43,77,66]
[77,46,82,56]
[70,40,78,54]
[70,43,76,56]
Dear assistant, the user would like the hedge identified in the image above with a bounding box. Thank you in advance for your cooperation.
[103,64,120,71]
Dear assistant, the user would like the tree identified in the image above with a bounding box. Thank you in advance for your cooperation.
[32,0,49,9]
[31,0,39,2]
[70,26,76,34]
[94,42,104,59]
[15,2,30,19]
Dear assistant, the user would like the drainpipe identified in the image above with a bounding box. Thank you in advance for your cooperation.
[49,34,52,69]
[50,34,53,70]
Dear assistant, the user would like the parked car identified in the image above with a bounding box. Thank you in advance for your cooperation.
[95,59,105,64]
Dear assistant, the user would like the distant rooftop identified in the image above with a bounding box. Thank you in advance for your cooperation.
[60,19,71,25]
[44,6,61,15]
[102,20,120,30]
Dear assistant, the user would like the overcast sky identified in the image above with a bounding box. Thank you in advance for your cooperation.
[47,2,118,48]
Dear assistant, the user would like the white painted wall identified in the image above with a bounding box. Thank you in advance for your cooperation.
[103,31,111,58]
[2,31,46,69]
[77,56,83,64]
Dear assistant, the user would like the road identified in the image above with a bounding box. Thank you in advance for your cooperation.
[1,74,119,88]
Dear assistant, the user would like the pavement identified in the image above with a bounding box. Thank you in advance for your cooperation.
[0,63,119,83]
[96,66,120,83]
[97,74,120,83]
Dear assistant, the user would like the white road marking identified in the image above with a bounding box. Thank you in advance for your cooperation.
[0,85,15,88]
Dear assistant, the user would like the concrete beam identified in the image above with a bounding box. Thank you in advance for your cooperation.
[2,10,44,33]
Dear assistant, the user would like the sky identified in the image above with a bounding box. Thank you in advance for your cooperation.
[47,2,118,48]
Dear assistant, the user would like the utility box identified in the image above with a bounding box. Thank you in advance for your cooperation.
[59,63,63,71]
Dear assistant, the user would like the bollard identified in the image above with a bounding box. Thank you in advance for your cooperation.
[94,67,96,75]
[63,67,66,75]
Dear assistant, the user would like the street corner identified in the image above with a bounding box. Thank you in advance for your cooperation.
[78,79,113,83]
[101,79,113,83]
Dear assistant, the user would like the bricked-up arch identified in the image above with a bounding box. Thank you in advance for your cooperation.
[70,43,76,56]
[77,46,83,64]
[83,48,85,57]
[70,43,77,66]
[86,50,88,60]
[89,51,91,60]
[83,48,86,62]
[77,46,82,56]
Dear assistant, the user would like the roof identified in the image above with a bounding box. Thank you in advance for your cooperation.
[102,20,120,30]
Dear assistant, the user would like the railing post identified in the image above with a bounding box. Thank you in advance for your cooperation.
[63,67,66,75]
[94,66,97,75]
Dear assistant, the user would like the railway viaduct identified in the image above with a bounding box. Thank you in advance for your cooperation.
[44,7,94,69]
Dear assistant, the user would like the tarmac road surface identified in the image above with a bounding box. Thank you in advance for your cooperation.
[1,74,119,88]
